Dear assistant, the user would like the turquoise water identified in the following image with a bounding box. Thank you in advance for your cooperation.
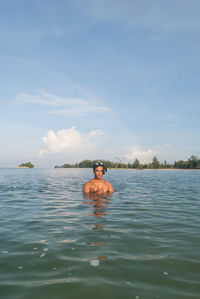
[0,168,200,299]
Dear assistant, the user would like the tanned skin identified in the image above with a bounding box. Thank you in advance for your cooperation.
[83,166,114,194]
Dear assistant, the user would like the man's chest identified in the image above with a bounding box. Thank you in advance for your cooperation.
[92,181,107,189]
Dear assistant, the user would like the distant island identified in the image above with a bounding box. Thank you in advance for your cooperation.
[17,162,34,168]
[54,155,200,170]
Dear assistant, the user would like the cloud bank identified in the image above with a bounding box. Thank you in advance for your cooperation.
[40,127,105,156]
[125,146,159,163]
[125,143,171,163]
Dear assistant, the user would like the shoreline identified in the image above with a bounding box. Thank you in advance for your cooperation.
[55,167,200,171]
[1,167,200,171]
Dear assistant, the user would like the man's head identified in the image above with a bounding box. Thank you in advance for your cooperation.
[93,161,107,179]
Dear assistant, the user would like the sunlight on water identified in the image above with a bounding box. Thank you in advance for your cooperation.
[0,168,200,299]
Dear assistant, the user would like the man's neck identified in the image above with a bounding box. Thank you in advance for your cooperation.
[94,177,103,181]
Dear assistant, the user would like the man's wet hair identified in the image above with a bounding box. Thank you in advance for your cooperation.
[93,161,107,175]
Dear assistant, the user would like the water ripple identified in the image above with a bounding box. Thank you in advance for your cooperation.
[0,169,200,299]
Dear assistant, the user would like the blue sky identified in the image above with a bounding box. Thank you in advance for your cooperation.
[1,0,200,167]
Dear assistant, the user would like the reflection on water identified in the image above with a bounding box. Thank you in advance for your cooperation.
[83,193,112,218]
[83,193,113,263]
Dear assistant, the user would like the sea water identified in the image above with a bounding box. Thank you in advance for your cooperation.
[0,168,200,299]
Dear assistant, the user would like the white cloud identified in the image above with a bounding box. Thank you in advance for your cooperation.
[88,129,105,138]
[15,90,111,116]
[39,127,105,156]
[124,146,159,163]
[124,143,171,163]
[16,90,86,106]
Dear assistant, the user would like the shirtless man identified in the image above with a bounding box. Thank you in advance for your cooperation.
[83,162,114,194]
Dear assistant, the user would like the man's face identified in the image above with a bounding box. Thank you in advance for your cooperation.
[94,166,104,179]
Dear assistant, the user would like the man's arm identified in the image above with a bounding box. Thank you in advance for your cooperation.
[83,182,91,194]
[107,182,114,193]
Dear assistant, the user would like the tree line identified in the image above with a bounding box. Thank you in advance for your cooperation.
[18,161,34,168]
[55,155,200,170]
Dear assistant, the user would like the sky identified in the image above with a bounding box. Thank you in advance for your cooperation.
[1,0,200,167]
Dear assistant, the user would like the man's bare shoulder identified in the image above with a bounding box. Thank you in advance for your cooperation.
[104,180,112,186]
[84,179,95,186]
[83,179,95,193]
[104,180,114,192]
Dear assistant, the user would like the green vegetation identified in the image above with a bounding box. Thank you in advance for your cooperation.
[54,155,200,170]
[174,155,200,169]
[18,161,34,168]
